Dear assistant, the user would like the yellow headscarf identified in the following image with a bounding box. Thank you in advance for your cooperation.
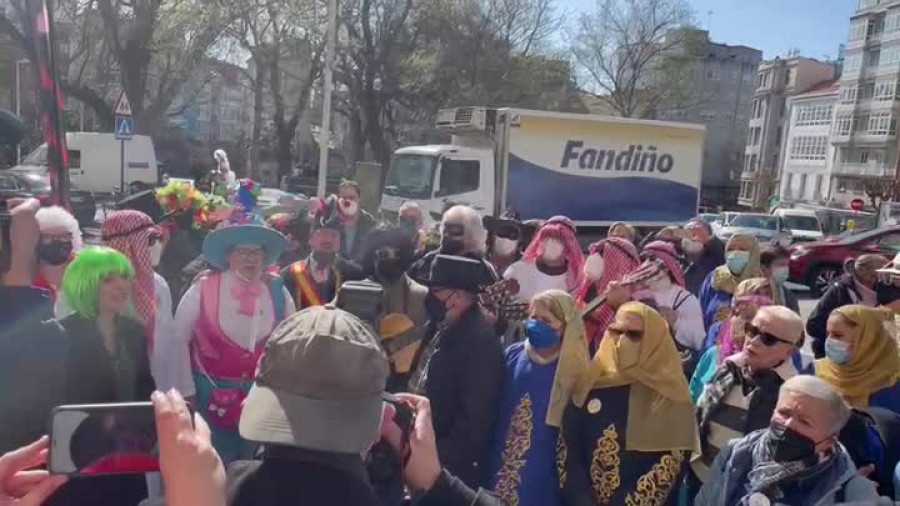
[713,234,762,294]
[815,305,900,408]
[539,290,592,428]
[570,302,698,452]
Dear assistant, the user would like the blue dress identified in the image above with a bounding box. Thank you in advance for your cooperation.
[698,271,733,331]
[486,343,562,506]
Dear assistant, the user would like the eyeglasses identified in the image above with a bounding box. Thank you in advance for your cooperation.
[744,323,795,347]
[607,327,643,340]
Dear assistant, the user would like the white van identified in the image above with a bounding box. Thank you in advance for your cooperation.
[11,132,158,194]
[773,208,824,243]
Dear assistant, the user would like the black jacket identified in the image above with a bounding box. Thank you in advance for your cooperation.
[341,210,378,262]
[418,469,504,506]
[226,446,380,506]
[0,287,67,453]
[806,276,862,358]
[684,237,726,296]
[423,309,504,488]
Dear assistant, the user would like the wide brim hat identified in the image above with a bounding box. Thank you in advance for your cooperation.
[417,254,486,293]
[239,306,388,454]
[202,224,287,269]
[116,190,173,224]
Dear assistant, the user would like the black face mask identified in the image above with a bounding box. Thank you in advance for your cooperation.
[375,259,405,283]
[312,251,337,267]
[876,281,900,306]
[38,240,73,266]
[440,238,465,255]
[768,422,819,464]
[424,292,448,323]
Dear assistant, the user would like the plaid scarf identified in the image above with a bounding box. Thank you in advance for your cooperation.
[739,430,832,505]
[697,358,743,437]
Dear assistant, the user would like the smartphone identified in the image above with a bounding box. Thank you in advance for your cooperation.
[49,403,161,476]
[381,393,416,448]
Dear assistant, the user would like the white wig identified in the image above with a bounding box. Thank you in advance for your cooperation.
[442,205,487,254]
[36,206,83,252]
[399,200,422,215]
[779,375,851,433]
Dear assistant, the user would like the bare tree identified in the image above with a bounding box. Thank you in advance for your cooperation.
[571,0,697,118]
[863,177,900,211]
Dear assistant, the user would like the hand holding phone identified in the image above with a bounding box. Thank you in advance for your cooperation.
[0,436,67,505]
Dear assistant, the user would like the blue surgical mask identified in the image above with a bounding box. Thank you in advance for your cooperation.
[525,319,561,350]
[824,338,852,365]
[772,266,789,285]
[726,251,750,274]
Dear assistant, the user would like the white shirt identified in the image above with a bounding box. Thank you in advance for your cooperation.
[162,271,295,397]
[651,284,706,351]
[504,260,569,302]
[56,272,174,386]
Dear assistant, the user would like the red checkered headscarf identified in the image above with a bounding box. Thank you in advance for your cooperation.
[522,216,585,292]
[101,210,159,350]
[577,237,640,345]
[640,240,686,287]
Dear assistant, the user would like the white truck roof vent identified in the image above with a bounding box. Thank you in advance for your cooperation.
[435,107,487,132]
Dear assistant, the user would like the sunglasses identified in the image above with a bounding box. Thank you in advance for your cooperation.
[607,327,643,340]
[744,323,795,347]
[494,225,520,240]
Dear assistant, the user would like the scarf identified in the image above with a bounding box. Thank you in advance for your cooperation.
[230,275,264,316]
[712,234,762,294]
[536,290,591,428]
[815,305,900,408]
[641,240,686,287]
[718,288,774,364]
[101,210,158,349]
[577,237,639,344]
[567,302,698,452]
[737,429,833,505]
[523,218,585,293]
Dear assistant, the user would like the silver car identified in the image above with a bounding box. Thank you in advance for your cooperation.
[717,213,793,247]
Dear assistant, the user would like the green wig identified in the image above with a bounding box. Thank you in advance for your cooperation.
[61,246,135,319]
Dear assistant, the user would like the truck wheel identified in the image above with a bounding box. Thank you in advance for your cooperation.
[809,265,840,297]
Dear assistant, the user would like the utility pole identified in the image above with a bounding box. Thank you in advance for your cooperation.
[317,0,337,199]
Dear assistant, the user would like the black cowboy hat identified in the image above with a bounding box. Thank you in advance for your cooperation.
[418,254,486,293]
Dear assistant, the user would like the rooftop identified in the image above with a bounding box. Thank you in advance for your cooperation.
[793,79,840,98]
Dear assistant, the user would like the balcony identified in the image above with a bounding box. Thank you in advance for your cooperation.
[832,161,895,177]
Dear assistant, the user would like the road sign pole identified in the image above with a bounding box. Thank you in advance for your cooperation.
[120,139,125,195]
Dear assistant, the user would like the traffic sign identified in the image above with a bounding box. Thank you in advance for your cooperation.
[115,116,134,140]
[850,198,865,212]
[114,90,133,116]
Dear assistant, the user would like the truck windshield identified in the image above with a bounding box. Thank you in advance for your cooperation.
[22,146,48,166]
[782,216,821,232]
[384,155,435,199]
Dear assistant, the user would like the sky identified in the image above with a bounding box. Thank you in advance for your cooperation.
[567,0,857,60]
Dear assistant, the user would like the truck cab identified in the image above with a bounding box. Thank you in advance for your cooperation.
[380,144,495,225]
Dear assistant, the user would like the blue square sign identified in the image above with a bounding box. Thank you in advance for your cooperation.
[115,116,134,140]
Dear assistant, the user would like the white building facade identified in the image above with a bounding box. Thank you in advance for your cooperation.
[780,82,839,203]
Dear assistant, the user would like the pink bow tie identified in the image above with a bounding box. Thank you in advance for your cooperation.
[231,280,264,316]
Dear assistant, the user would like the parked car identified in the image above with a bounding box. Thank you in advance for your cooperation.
[774,208,824,243]
[717,212,793,247]
[258,187,313,217]
[0,170,97,227]
[715,211,739,228]
[789,225,900,295]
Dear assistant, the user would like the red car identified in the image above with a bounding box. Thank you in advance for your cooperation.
[789,225,900,295]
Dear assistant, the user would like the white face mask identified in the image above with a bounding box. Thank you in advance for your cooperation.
[584,253,605,280]
[541,239,564,262]
[493,237,518,256]
[340,198,359,217]
[682,238,703,255]
[149,241,164,267]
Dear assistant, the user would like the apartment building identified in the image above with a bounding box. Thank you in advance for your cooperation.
[830,0,900,204]
[738,57,836,209]
[658,29,761,208]
[780,81,840,203]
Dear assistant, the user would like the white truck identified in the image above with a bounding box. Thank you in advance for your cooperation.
[379,107,705,226]
[11,132,159,194]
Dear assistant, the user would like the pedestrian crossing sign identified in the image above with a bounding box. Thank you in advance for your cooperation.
[115,116,134,140]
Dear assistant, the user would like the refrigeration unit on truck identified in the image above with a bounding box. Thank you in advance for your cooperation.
[380,107,705,226]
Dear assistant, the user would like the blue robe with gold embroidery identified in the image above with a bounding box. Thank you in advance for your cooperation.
[486,342,562,506]
[560,385,686,506]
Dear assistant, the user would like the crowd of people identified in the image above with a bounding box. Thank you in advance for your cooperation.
[3,167,900,506]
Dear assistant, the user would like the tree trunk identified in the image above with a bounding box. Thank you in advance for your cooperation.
[249,71,264,179]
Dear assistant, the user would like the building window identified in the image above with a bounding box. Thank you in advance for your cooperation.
[845,54,862,73]
[886,11,900,33]
[840,85,858,103]
[851,19,867,40]
[881,46,900,69]
[795,101,834,127]
[814,175,824,200]
[867,111,897,135]
[775,126,782,146]
[833,113,856,135]
[799,174,808,197]
[707,69,720,81]
[789,136,828,161]
[874,80,897,101]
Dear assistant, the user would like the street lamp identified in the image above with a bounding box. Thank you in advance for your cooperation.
[15,59,29,165]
